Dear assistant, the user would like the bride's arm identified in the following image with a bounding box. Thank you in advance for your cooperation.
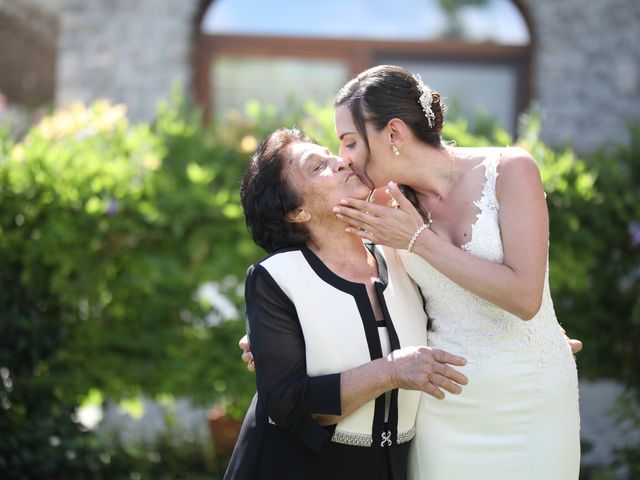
[409,153,547,319]
[333,151,548,320]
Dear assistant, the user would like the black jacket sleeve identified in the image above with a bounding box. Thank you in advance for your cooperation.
[245,263,342,454]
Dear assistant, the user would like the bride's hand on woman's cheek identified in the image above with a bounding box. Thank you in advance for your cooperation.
[369,187,393,206]
[333,182,424,249]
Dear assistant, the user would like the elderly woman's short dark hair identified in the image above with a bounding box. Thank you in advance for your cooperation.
[240,128,314,253]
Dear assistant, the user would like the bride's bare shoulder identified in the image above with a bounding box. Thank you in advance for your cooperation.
[495,147,543,193]
[499,146,534,161]
[497,147,538,173]
[454,147,539,183]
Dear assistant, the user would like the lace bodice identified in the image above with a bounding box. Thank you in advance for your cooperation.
[399,153,575,387]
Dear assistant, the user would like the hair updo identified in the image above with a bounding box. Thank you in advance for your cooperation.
[334,64,445,150]
[334,65,447,218]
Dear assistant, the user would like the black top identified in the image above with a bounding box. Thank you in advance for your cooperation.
[224,246,410,480]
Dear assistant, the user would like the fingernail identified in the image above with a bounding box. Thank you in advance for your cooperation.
[333,206,340,213]
[345,228,352,233]
[340,199,348,204]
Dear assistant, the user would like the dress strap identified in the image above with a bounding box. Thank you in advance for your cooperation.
[474,152,500,212]
[483,151,500,191]
[461,151,502,252]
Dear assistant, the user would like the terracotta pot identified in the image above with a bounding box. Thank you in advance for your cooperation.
[208,407,242,458]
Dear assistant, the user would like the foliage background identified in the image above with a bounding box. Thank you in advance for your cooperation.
[0,97,638,478]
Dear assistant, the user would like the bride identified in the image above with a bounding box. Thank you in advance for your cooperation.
[330,65,580,479]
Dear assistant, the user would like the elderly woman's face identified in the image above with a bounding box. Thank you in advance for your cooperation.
[285,142,370,220]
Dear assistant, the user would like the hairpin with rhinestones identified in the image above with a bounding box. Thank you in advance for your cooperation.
[413,74,435,128]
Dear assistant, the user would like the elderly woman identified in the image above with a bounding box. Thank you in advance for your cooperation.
[223,128,468,480]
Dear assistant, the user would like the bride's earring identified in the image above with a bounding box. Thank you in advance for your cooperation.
[391,144,400,156]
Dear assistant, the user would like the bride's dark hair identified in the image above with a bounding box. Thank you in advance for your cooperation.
[334,65,447,219]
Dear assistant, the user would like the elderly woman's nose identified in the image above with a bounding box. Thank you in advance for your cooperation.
[334,156,350,170]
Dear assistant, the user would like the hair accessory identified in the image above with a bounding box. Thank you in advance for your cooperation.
[407,223,429,253]
[413,74,436,128]
[391,144,400,156]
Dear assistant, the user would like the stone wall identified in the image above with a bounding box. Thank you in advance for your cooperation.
[525,0,640,151]
[5,0,638,152]
[56,0,199,122]
[0,0,58,105]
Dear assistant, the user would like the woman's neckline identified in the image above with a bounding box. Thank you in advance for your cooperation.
[300,243,388,291]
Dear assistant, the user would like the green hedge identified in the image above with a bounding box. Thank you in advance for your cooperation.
[0,97,638,477]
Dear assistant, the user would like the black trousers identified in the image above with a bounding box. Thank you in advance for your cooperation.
[225,395,409,480]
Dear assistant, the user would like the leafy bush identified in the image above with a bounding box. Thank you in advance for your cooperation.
[563,124,640,385]
[0,99,251,477]
[1,96,638,477]
[0,96,344,477]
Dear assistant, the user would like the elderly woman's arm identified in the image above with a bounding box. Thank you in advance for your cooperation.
[313,345,467,426]
[246,264,468,451]
[246,263,338,453]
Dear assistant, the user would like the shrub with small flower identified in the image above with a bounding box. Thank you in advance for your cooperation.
[0,97,262,477]
[0,95,638,477]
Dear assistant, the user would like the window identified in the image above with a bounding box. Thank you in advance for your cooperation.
[195,0,532,132]
[211,57,349,116]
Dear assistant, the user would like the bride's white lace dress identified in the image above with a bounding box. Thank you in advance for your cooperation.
[400,153,580,480]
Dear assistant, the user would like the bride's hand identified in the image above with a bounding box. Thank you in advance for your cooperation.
[369,187,393,205]
[333,182,425,249]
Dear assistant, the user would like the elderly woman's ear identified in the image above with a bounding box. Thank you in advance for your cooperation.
[286,208,311,223]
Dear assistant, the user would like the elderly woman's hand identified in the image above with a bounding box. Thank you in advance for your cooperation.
[239,334,255,372]
[561,328,583,358]
[387,346,468,400]
[333,182,425,249]
[569,338,582,355]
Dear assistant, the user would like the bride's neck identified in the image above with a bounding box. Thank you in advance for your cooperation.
[396,144,456,197]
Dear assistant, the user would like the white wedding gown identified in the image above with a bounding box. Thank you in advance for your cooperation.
[401,153,580,480]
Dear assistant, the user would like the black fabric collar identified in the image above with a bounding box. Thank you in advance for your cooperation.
[299,243,388,294]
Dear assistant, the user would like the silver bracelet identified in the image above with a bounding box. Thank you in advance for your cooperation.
[407,224,429,253]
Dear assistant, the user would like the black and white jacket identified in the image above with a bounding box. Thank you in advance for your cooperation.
[225,244,429,480]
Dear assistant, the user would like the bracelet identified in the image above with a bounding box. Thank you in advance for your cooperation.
[407,224,429,253]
